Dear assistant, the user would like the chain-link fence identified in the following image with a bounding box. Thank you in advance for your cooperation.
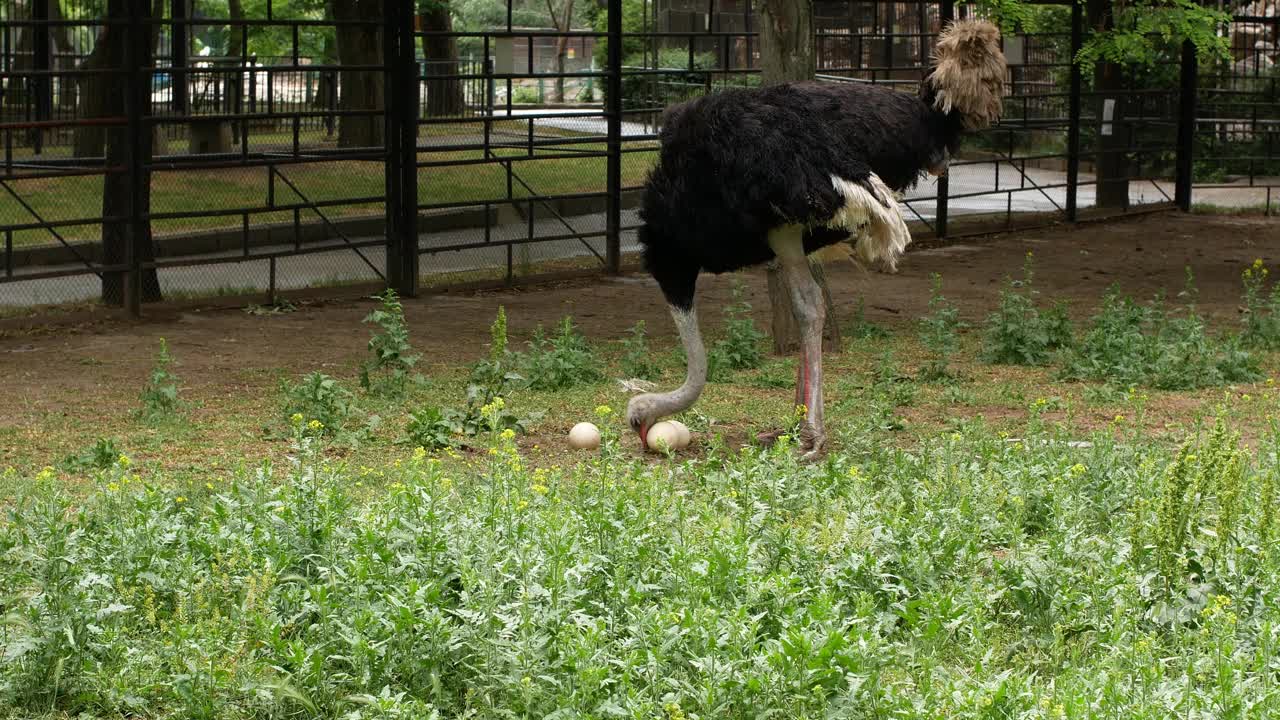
[0,0,1267,314]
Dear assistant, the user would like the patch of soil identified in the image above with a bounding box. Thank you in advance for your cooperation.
[0,213,1275,442]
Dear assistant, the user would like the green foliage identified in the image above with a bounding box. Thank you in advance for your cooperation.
[280,371,360,438]
[982,253,1073,365]
[917,274,962,381]
[138,338,181,420]
[619,320,661,380]
[1240,259,1280,349]
[403,308,538,450]
[1075,0,1231,73]
[60,438,123,474]
[8,405,1280,715]
[708,281,766,381]
[848,298,888,340]
[1061,279,1261,390]
[359,290,422,397]
[518,316,603,391]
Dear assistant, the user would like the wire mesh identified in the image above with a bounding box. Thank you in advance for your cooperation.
[0,0,1253,314]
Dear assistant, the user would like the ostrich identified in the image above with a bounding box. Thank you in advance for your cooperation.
[626,19,1007,458]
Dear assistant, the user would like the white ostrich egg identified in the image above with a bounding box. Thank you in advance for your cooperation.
[667,420,692,449]
[647,422,682,453]
[568,422,601,450]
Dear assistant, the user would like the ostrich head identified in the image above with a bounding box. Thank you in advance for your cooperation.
[626,393,663,450]
[924,19,1007,131]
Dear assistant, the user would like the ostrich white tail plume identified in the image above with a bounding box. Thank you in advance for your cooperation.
[927,19,1007,130]
[812,173,912,271]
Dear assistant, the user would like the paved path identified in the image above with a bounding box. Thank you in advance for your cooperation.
[1,164,1271,308]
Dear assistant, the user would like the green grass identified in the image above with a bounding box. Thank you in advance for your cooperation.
[5,275,1280,718]
[3,385,1280,718]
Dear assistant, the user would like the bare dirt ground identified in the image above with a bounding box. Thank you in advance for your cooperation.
[1,212,1277,471]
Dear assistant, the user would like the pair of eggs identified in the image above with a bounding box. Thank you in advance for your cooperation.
[566,419,693,452]
[645,420,692,452]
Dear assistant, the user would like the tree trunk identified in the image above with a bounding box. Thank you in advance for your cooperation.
[421,2,464,116]
[546,0,575,103]
[759,0,841,354]
[101,0,162,305]
[74,0,168,158]
[333,0,385,148]
[1088,0,1129,208]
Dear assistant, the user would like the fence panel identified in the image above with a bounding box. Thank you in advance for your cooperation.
[0,0,1253,314]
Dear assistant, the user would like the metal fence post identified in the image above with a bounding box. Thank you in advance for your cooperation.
[172,0,189,115]
[32,0,51,154]
[124,0,147,317]
[385,0,419,296]
[1065,0,1082,221]
[604,0,623,274]
[1174,39,1197,212]
[934,0,953,239]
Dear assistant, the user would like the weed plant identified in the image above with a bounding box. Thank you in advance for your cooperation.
[403,309,537,450]
[917,274,963,381]
[280,372,368,442]
[137,338,181,420]
[5,405,1280,717]
[1240,258,1280,349]
[619,320,661,380]
[359,290,422,397]
[1061,280,1260,389]
[518,316,603,391]
[708,280,765,381]
[982,253,1073,365]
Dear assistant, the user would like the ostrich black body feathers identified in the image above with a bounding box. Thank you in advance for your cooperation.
[638,81,964,309]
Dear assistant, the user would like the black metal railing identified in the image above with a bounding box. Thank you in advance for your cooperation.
[0,0,1257,315]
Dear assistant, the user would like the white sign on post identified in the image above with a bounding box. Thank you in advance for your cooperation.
[1101,98,1115,136]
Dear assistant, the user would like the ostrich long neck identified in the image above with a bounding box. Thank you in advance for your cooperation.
[657,304,707,417]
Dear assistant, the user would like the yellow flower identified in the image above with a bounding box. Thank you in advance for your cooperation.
[1113,414,1124,423]
[594,404,613,418]
[205,482,214,490]
[488,447,499,456]
[847,465,862,479]
[531,483,548,495]
[1069,463,1087,476]
[117,454,131,468]
[517,499,529,511]
[291,413,304,425]
[35,466,55,482]
[107,482,120,492]
[500,428,516,441]
[412,446,427,461]
[307,419,324,431]
[439,477,453,491]
[175,496,186,504]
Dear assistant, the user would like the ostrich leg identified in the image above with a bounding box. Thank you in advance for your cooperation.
[769,226,826,458]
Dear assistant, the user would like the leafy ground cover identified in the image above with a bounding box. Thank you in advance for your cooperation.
[2,213,1279,719]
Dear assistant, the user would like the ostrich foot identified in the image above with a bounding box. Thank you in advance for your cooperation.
[798,424,827,462]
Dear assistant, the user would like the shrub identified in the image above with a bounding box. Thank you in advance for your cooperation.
[1061,279,1260,390]
[518,316,603,391]
[138,338,181,420]
[982,253,1073,365]
[359,290,421,397]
